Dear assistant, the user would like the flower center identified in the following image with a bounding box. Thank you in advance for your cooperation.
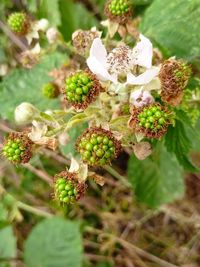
[55,177,77,204]
[3,138,24,163]
[107,46,133,75]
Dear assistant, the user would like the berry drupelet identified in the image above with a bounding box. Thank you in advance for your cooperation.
[105,0,132,24]
[64,70,103,110]
[2,132,33,164]
[76,127,122,166]
[7,12,30,35]
[54,171,86,204]
[129,104,173,138]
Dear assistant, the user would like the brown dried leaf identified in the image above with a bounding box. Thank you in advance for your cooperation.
[133,141,152,160]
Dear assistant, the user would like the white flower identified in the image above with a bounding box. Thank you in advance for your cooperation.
[87,34,159,86]
[130,88,154,108]
[26,19,49,45]
[15,102,38,124]
[46,27,59,44]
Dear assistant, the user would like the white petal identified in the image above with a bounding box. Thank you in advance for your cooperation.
[88,38,107,68]
[35,19,49,31]
[130,88,154,107]
[69,157,80,172]
[126,67,159,85]
[87,56,117,83]
[133,34,153,69]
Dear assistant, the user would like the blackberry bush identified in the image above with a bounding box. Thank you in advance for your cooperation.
[2,132,33,164]
[76,127,122,166]
[64,70,102,109]
[7,12,30,35]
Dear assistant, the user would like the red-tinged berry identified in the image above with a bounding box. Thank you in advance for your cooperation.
[104,0,133,24]
[76,127,122,166]
[159,59,191,106]
[7,12,30,35]
[42,82,59,99]
[53,171,86,204]
[2,132,33,164]
[129,104,173,138]
[64,70,103,110]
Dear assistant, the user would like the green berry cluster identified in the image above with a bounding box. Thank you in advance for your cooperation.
[55,177,77,204]
[3,139,25,163]
[138,105,169,131]
[42,83,58,99]
[65,72,93,104]
[7,12,27,34]
[109,0,130,16]
[78,132,116,166]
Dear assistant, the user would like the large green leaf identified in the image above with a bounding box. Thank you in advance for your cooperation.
[58,0,98,41]
[127,144,184,208]
[37,0,61,26]
[0,226,17,267]
[0,52,65,121]
[140,0,200,60]
[165,120,198,172]
[24,217,83,267]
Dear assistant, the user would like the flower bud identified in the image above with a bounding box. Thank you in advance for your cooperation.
[15,102,38,124]
[130,89,154,108]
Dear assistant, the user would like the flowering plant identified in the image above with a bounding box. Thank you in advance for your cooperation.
[1,0,199,208]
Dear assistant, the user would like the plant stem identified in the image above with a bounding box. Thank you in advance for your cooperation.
[17,201,53,218]
[104,165,131,188]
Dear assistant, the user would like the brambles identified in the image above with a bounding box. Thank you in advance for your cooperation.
[159,59,191,106]
[76,128,122,166]
[2,132,33,164]
[54,171,86,204]
[64,70,102,109]
[129,104,173,138]
[42,83,59,99]
[7,12,30,35]
[105,0,132,24]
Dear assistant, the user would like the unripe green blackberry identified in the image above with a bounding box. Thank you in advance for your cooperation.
[64,70,102,110]
[76,127,122,166]
[7,12,30,35]
[129,104,173,138]
[54,171,86,204]
[2,132,33,164]
[159,59,191,106]
[42,82,59,99]
[105,0,132,24]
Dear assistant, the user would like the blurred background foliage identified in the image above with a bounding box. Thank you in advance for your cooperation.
[0,0,200,267]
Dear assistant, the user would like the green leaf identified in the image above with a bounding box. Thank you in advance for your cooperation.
[60,123,88,157]
[140,0,200,60]
[0,52,65,121]
[127,144,184,208]
[37,0,61,26]
[24,217,83,267]
[165,120,198,172]
[58,0,98,41]
[0,226,17,267]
